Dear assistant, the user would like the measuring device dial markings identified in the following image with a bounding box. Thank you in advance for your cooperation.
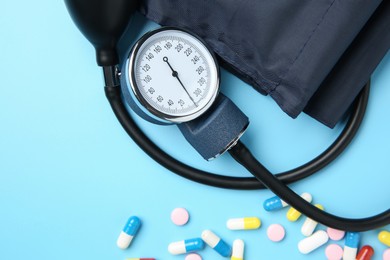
[124,27,220,123]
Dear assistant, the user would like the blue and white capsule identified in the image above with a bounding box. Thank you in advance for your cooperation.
[202,230,232,257]
[343,232,360,260]
[263,195,288,211]
[168,238,204,255]
[117,216,141,249]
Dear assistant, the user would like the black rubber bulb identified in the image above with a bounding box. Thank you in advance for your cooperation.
[64,0,139,66]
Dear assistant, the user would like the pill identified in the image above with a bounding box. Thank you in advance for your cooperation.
[171,207,190,226]
[168,238,204,255]
[327,228,345,241]
[301,204,324,236]
[185,253,202,260]
[384,249,390,260]
[356,245,374,260]
[298,230,329,254]
[263,195,288,211]
[379,230,390,246]
[201,230,232,257]
[325,244,343,260]
[343,232,360,260]
[227,217,261,230]
[286,193,312,222]
[117,216,141,249]
[231,239,244,260]
[267,224,285,242]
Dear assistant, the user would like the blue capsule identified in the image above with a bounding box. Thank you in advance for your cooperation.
[168,238,204,255]
[343,232,360,260]
[263,195,288,211]
[202,230,232,257]
[117,216,141,249]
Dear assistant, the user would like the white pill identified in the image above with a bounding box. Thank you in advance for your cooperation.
[298,230,329,254]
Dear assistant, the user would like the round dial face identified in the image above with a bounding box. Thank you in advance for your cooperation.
[128,28,220,122]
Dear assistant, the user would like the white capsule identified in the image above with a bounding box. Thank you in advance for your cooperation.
[298,230,329,254]
[301,204,324,236]
[231,239,244,260]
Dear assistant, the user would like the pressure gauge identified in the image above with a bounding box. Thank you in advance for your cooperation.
[122,27,220,123]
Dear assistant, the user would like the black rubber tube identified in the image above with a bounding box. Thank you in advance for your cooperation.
[229,141,390,231]
[105,82,369,190]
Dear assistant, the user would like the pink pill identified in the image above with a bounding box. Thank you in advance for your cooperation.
[170,208,189,226]
[267,224,285,242]
[327,228,345,241]
[325,244,343,260]
[185,253,202,260]
[384,249,390,260]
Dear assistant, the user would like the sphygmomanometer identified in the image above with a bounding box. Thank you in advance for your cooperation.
[64,0,390,232]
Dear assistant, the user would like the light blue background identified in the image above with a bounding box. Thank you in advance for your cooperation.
[1,1,389,259]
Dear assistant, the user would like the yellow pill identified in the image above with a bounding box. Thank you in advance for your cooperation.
[227,217,261,230]
[287,193,313,222]
[378,230,390,246]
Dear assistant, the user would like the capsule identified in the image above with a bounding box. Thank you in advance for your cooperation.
[286,193,312,222]
[343,232,360,260]
[378,230,390,246]
[117,216,141,249]
[231,239,244,260]
[168,238,204,255]
[356,245,374,260]
[301,204,324,236]
[227,217,261,230]
[298,230,329,254]
[263,195,288,211]
[201,230,232,257]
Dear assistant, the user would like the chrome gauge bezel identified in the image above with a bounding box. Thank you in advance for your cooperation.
[127,27,220,123]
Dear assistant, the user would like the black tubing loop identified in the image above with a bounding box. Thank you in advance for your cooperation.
[105,81,390,230]
[229,141,390,231]
[104,82,370,190]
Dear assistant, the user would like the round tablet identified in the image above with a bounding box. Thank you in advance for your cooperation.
[325,244,343,260]
[327,228,345,241]
[267,224,285,242]
[171,208,189,226]
[384,249,390,260]
[185,253,202,260]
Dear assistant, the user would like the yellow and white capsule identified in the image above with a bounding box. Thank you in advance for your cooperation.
[301,204,324,236]
[287,193,312,222]
[231,239,244,260]
[227,217,261,230]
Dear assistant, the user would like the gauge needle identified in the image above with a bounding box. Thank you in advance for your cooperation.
[163,56,198,107]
